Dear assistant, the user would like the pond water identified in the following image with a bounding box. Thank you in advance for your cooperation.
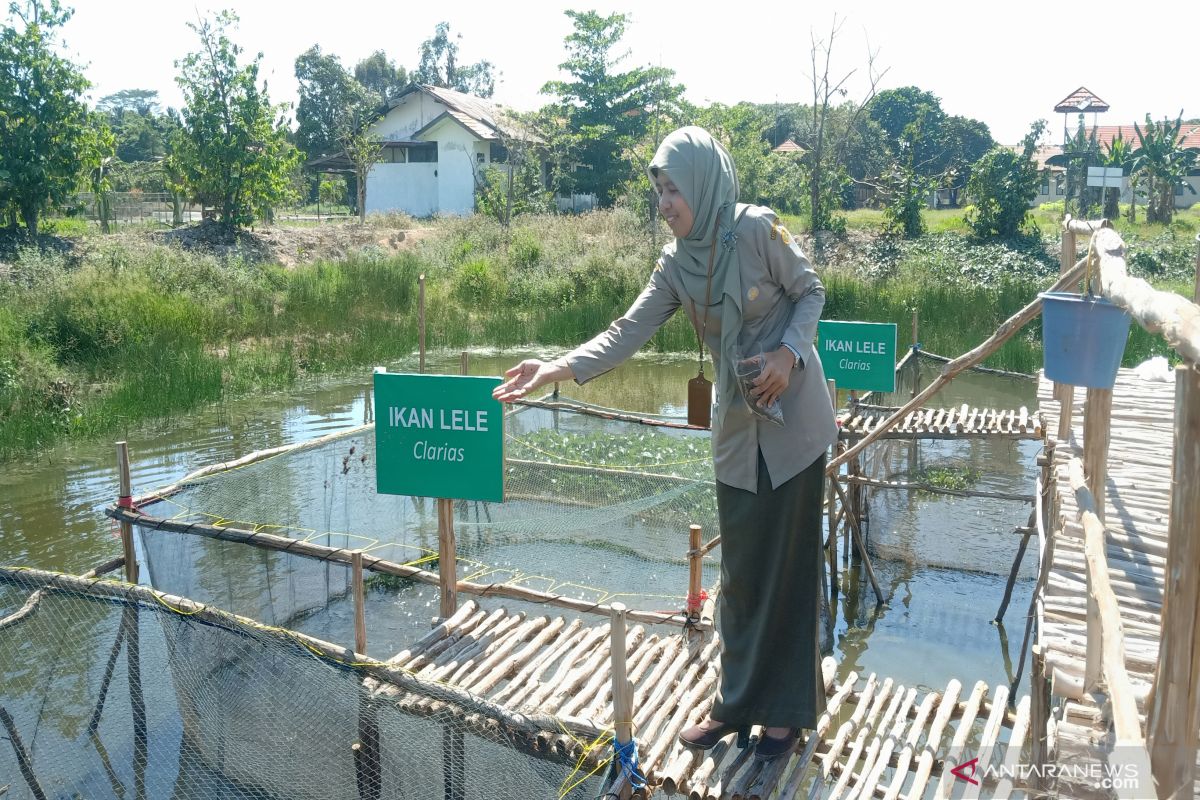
[0,348,1040,797]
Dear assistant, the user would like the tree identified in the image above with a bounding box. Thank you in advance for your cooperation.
[0,0,93,237]
[295,45,373,159]
[868,87,993,207]
[802,15,886,242]
[966,120,1047,239]
[413,22,495,97]
[339,125,382,224]
[1132,113,1199,225]
[83,115,118,233]
[542,10,684,206]
[354,50,407,105]
[171,11,301,230]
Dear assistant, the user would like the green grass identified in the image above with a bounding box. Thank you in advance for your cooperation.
[1,208,1196,460]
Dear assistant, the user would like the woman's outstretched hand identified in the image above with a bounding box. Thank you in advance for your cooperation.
[492,358,574,402]
[749,348,795,408]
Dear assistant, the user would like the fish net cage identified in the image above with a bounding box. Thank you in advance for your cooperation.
[0,567,606,800]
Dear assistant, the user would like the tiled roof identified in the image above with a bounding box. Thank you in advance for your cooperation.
[772,138,805,153]
[1053,86,1110,114]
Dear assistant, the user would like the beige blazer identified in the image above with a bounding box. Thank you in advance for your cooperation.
[565,205,838,492]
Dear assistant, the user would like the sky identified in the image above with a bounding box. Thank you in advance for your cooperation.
[57,0,1196,145]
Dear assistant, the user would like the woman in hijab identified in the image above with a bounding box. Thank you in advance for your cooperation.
[492,126,837,759]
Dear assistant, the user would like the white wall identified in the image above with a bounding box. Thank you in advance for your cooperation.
[367,93,446,142]
[429,120,480,216]
[365,163,437,217]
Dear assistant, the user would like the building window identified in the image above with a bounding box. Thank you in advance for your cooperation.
[1041,175,1050,195]
[490,142,509,164]
[477,151,486,164]
[408,143,438,163]
[1055,177,1065,196]
[1176,183,1185,196]
[378,146,407,164]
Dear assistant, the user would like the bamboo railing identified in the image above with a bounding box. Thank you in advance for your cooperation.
[1052,219,1200,799]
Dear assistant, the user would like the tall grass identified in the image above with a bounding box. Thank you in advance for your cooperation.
[1,208,1195,459]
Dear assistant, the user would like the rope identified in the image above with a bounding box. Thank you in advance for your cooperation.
[612,737,647,790]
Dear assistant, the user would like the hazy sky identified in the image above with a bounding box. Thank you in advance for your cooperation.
[59,0,1195,145]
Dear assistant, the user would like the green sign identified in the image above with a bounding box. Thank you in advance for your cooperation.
[817,321,897,393]
[374,372,504,502]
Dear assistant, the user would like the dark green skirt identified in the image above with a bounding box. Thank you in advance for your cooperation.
[711,450,827,729]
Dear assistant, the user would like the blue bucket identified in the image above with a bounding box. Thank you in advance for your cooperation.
[1040,291,1132,389]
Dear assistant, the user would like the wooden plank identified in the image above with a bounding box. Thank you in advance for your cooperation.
[1147,363,1200,799]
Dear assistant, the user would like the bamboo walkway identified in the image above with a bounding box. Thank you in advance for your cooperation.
[365,599,1032,799]
[1037,369,1175,798]
[838,404,1043,441]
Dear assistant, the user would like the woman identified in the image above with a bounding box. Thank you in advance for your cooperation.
[492,127,837,759]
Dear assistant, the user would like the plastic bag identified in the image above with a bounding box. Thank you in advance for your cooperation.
[734,345,785,426]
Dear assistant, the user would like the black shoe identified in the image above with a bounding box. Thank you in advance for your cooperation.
[754,728,799,760]
[677,720,747,750]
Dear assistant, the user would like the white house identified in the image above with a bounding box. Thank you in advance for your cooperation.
[355,84,526,217]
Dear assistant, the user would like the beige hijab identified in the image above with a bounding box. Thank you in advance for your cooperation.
[649,126,745,425]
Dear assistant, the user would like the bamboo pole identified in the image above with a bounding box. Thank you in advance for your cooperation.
[116,442,138,584]
[839,474,1034,503]
[352,550,367,656]
[460,351,469,375]
[688,524,703,622]
[108,508,707,629]
[0,706,48,800]
[1068,458,1145,744]
[828,256,1088,474]
[418,273,426,373]
[1147,363,1200,799]
[827,380,839,606]
[831,479,884,604]
[1091,226,1200,365]
[437,499,457,618]
[609,602,635,798]
[1083,388,1113,526]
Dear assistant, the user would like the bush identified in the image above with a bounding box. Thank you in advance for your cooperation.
[452,257,504,305]
[966,147,1041,238]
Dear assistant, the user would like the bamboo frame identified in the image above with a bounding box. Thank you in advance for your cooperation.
[107,506,708,630]
[828,254,1087,474]
[352,550,367,655]
[838,474,1034,504]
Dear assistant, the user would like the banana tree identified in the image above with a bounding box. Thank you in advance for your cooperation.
[1132,113,1199,224]
[1101,132,1135,222]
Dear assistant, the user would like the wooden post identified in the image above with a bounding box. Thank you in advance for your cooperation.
[687,525,703,622]
[848,391,864,563]
[1030,645,1049,792]
[609,602,634,798]
[1147,364,1200,798]
[460,351,469,376]
[1082,388,1113,526]
[826,380,839,600]
[352,550,367,655]
[438,500,457,619]
[116,442,138,584]
[1081,386,1111,693]
[1055,221,1078,442]
[418,273,426,374]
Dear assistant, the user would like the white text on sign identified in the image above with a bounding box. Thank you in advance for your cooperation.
[388,407,489,432]
[823,340,886,354]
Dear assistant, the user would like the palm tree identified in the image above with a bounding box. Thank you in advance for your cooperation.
[1132,113,1199,224]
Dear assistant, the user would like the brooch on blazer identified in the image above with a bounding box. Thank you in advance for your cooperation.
[720,229,738,251]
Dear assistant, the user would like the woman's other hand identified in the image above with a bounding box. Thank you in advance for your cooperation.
[492,358,574,402]
[749,348,794,408]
